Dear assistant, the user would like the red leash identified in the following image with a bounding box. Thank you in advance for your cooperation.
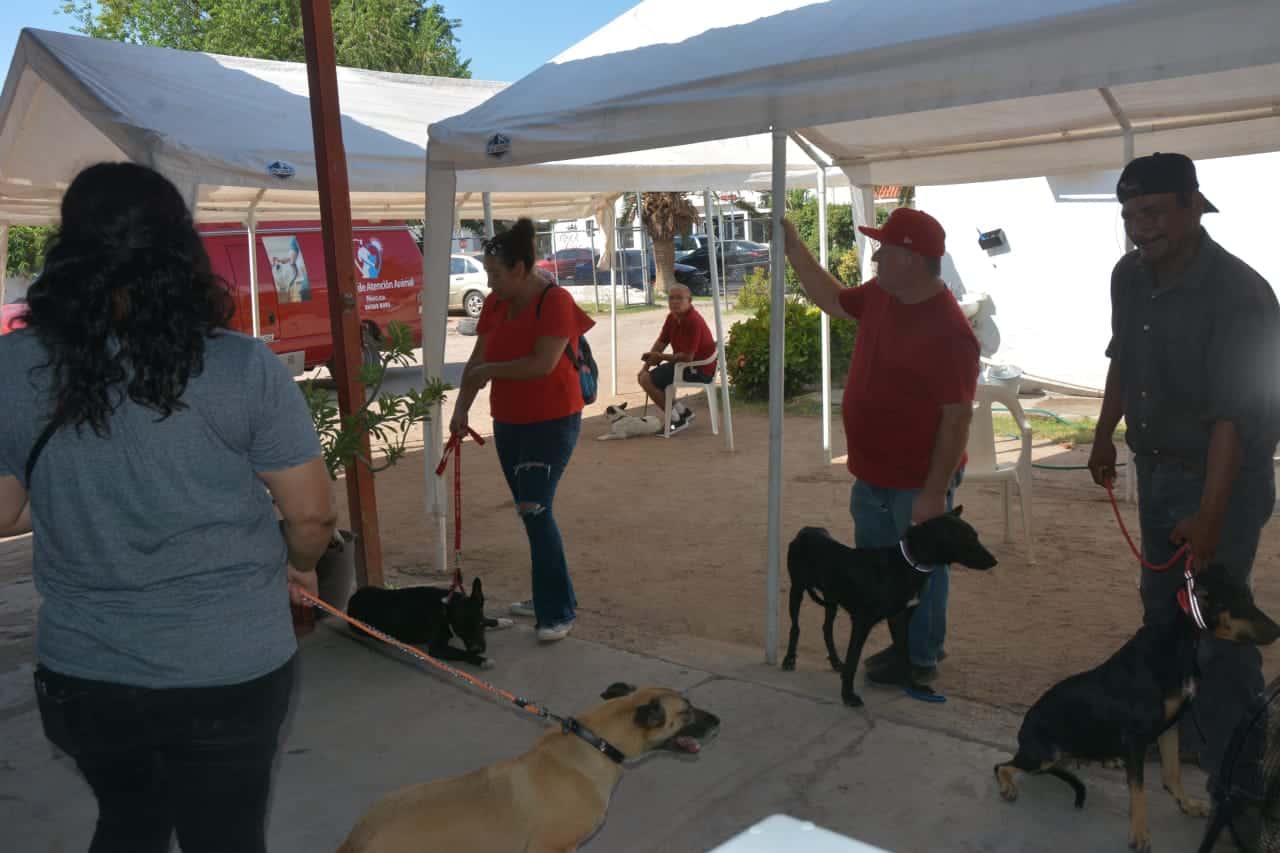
[1104,480,1190,572]
[435,427,485,593]
[1104,480,1205,629]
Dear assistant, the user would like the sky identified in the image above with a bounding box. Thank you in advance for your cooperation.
[0,1,639,84]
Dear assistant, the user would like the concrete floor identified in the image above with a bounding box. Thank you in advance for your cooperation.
[2,613,1220,852]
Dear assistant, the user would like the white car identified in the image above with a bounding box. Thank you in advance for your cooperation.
[448,253,490,318]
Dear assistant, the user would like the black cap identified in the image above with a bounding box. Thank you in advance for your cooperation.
[1115,152,1218,213]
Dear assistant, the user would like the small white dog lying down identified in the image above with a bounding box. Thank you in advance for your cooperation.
[598,402,664,440]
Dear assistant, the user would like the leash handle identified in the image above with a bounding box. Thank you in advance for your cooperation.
[435,428,485,593]
[1105,481,1191,572]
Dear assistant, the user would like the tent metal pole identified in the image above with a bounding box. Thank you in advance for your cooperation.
[245,189,265,341]
[765,129,787,665]
[635,191,650,304]
[0,223,9,311]
[422,161,457,577]
[588,219,600,313]
[817,169,831,464]
[854,186,875,285]
[610,196,620,397]
[482,191,494,237]
[703,189,733,451]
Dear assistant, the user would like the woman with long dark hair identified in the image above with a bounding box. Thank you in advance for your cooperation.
[0,162,336,852]
[450,218,594,642]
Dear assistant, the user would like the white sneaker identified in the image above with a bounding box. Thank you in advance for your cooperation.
[536,620,574,642]
[510,599,535,618]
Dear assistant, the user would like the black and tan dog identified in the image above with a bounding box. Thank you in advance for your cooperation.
[994,565,1280,852]
[338,683,719,853]
[347,579,492,668]
[781,508,998,707]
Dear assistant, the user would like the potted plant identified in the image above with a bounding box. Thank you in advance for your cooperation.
[299,320,450,609]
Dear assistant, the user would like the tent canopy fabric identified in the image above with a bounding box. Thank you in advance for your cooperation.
[427,0,1280,185]
[0,28,839,227]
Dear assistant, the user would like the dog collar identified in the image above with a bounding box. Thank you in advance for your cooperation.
[899,540,934,574]
[562,717,627,765]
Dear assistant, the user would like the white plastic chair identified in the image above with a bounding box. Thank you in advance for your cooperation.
[662,353,723,438]
[964,383,1034,563]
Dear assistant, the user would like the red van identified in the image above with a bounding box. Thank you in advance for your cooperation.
[200,220,424,373]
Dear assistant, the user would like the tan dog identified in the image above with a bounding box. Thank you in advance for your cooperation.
[338,682,720,853]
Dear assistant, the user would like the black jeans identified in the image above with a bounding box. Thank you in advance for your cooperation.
[34,657,295,853]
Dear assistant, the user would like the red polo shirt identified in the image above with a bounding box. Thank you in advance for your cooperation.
[476,286,595,424]
[659,306,717,378]
[838,281,979,489]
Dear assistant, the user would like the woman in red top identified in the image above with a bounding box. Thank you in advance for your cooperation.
[450,219,595,642]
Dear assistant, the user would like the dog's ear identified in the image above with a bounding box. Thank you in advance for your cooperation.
[633,698,667,729]
[470,577,483,601]
[618,401,628,410]
[601,682,636,700]
[950,505,964,518]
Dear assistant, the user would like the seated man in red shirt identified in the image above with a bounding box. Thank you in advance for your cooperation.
[636,284,717,434]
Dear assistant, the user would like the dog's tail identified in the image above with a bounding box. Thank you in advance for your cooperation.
[804,587,831,608]
[1045,767,1087,809]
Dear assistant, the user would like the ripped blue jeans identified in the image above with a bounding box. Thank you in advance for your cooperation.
[493,413,581,628]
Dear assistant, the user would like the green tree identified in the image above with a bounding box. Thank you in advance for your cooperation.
[5,226,53,278]
[62,0,470,77]
[18,1,471,276]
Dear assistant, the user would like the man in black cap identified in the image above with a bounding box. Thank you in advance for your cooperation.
[1088,152,1280,799]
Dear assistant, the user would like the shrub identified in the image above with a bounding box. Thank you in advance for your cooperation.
[726,299,856,401]
[735,267,771,313]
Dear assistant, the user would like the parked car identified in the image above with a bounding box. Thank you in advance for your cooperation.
[672,233,708,261]
[200,220,424,373]
[576,249,711,295]
[1,300,27,335]
[679,240,770,280]
[448,253,490,318]
[535,247,598,281]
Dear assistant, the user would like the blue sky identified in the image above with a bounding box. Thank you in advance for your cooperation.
[0,1,639,83]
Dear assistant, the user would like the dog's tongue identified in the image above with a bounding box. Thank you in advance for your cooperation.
[675,735,700,754]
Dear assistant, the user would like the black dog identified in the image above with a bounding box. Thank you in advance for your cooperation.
[781,507,997,707]
[994,565,1280,853]
[346,578,491,668]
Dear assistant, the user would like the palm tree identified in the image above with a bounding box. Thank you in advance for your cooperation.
[641,192,699,297]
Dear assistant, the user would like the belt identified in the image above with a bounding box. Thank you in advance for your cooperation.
[1136,449,1206,474]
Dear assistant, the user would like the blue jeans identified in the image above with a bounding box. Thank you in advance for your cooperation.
[1136,454,1275,795]
[493,413,581,628]
[850,470,962,668]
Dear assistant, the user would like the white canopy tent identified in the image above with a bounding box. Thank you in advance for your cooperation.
[0,27,839,225]
[0,27,847,580]
[425,0,1280,662]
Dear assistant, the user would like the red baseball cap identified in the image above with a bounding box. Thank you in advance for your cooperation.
[857,208,946,258]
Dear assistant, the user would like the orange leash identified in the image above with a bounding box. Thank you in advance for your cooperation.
[1104,480,1191,572]
[293,586,561,721]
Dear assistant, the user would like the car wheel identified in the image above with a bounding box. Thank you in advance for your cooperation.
[463,290,485,318]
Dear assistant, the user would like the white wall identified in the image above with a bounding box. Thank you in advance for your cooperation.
[917,151,1280,391]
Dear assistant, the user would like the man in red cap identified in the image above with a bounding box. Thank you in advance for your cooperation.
[783,206,979,689]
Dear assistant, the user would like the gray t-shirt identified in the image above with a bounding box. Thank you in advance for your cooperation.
[0,329,322,688]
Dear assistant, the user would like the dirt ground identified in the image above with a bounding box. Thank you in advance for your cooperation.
[340,390,1280,713]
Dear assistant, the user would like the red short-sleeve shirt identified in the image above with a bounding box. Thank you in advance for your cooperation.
[659,306,717,377]
[837,281,979,489]
[476,285,596,424]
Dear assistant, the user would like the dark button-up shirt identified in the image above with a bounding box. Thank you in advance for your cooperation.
[1106,229,1280,470]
